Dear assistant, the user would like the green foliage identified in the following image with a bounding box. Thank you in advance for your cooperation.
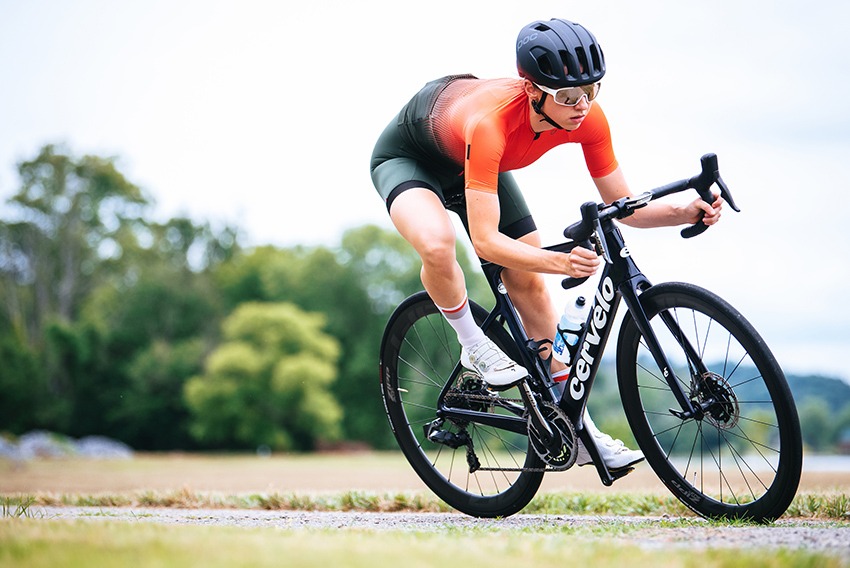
[0,328,44,431]
[184,303,342,451]
[115,338,207,449]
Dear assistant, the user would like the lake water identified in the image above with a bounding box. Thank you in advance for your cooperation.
[803,454,850,472]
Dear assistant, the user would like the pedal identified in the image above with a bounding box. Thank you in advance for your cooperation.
[608,466,636,481]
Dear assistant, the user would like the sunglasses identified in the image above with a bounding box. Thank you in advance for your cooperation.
[534,82,601,106]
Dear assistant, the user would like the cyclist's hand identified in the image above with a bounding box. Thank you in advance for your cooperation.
[685,191,723,226]
[565,245,600,278]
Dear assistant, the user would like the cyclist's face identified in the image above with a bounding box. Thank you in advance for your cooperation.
[525,81,593,132]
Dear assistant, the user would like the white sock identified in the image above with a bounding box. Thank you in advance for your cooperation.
[551,368,570,397]
[552,368,570,383]
[436,295,486,347]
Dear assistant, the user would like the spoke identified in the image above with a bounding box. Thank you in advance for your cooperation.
[400,399,438,413]
[722,430,772,495]
[728,373,764,391]
[396,369,441,391]
[398,347,445,390]
[722,428,781,468]
[695,423,742,505]
[662,419,688,460]
[737,414,780,430]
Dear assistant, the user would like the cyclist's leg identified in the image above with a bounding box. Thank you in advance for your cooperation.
[373,155,526,385]
[390,187,527,386]
[388,186,467,310]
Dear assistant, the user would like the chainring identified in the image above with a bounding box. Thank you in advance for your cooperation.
[528,401,577,471]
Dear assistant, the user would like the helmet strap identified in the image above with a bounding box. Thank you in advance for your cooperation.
[531,92,566,131]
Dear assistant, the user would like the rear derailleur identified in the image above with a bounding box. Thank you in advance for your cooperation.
[423,418,481,473]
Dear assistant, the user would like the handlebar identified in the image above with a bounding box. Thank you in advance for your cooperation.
[561,153,740,289]
[563,153,740,243]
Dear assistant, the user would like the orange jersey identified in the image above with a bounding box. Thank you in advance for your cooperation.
[430,78,619,193]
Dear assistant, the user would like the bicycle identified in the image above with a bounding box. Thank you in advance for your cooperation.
[378,154,803,523]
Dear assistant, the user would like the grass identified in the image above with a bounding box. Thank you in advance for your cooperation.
[1,496,37,519]
[2,489,848,520]
[0,518,845,568]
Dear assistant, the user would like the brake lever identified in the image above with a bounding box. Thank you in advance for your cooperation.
[715,174,740,213]
[680,153,740,239]
[592,217,612,264]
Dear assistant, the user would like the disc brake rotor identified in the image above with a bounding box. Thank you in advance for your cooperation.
[694,371,739,429]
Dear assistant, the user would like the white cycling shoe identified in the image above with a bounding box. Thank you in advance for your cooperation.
[460,337,528,388]
[576,411,644,471]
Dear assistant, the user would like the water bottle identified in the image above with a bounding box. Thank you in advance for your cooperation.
[552,296,588,365]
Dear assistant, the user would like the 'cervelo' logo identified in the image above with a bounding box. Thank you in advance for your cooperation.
[570,276,615,401]
[516,33,538,50]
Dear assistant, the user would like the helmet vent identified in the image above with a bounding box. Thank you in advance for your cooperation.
[589,45,603,74]
[573,47,589,77]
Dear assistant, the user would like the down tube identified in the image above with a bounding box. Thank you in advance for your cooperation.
[557,272,621,421]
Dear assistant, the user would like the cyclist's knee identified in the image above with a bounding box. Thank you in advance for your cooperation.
[504,269,546,295]
[418,233,457,268]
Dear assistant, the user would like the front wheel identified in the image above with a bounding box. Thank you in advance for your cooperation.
[379,291,544,518]
[617,282,802,522]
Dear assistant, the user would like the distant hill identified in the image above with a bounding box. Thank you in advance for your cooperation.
[786,373,850,413]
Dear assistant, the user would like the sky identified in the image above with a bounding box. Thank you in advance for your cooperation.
[1,0,849,382]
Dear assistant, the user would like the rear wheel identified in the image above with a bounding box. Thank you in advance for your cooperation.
[379,291,544,518]
[617,282,802,522]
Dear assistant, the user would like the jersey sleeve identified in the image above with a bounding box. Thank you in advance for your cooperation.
[463,113,506,193]
[579,104,619,178]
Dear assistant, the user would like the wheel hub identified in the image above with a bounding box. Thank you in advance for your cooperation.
[693,371,739,428]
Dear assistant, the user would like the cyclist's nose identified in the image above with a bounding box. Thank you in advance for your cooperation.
[574,95,591,110]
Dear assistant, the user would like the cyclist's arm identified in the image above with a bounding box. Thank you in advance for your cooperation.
[593,167,722,228]
[465,189,599,277]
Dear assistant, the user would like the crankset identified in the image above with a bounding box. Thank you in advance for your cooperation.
[527,401,577,471]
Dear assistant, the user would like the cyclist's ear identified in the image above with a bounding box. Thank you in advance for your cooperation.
[522,79,541,99]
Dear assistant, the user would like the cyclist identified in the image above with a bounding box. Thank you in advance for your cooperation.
[369,18,722,470]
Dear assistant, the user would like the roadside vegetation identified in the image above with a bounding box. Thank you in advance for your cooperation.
[2,490,848,521]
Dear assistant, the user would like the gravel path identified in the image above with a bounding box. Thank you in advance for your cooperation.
[32,507,850,556]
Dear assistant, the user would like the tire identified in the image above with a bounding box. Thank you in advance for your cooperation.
[616,282,802,522]
[379,291,544,518]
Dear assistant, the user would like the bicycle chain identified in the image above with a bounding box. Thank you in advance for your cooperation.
[446,391,564,473]
[446,391,524,405]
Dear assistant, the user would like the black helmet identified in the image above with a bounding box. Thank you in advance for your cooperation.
[516,18,605,88]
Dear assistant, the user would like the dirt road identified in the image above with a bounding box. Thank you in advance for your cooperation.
[32,506,850,556]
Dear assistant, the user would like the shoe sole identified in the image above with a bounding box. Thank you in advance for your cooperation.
[577,456,645,471]
[484,377,526,392]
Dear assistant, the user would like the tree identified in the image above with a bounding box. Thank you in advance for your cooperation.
[0,144,147,344]
[0,145,241,443]
[0,316,44,432]
[184,302,342,451]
